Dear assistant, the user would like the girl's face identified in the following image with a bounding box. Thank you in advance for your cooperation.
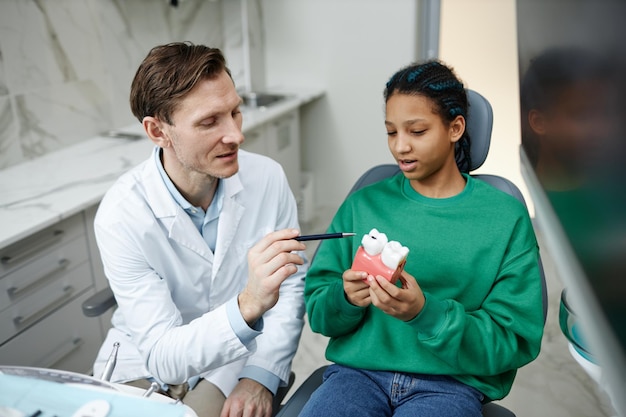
[385,93,464,183]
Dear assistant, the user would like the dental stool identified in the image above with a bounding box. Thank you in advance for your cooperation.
[275,90,548,417]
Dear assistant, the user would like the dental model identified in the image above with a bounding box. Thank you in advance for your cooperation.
[351,228,409,284]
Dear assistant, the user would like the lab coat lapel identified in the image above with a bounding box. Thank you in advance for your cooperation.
[142,153,213,262]
[213,174,244,275]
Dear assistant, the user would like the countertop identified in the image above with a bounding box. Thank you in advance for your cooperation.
[0,90,323,249]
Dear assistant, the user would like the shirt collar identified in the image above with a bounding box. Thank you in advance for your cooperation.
[153,146,223,214]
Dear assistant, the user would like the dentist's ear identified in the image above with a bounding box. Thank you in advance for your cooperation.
[143,116,171,148]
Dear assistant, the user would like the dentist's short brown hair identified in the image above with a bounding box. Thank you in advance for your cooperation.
[130,42,232,125]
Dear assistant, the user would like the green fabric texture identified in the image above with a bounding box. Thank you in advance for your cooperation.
[304,173,544,401]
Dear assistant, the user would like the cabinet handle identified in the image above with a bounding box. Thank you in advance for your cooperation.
[13,285,74,330]
[38,337,84,369]
[1,230,65,265]
[7,258,71,300]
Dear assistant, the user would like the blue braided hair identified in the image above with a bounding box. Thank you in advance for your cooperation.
[384,60,472,173]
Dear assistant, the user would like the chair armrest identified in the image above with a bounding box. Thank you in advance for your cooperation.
[482,402,516,417]
[272,371,296,416]
[274,366,328,417]
[82,287,116,317]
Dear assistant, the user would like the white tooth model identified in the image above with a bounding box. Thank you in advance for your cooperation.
[351,228,409,284]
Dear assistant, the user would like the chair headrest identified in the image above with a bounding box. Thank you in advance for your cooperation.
[465,89,493,171]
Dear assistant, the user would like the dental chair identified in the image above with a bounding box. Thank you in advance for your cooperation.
[274,89,548,417]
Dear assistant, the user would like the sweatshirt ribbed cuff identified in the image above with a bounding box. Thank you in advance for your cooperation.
[407,294,449,340]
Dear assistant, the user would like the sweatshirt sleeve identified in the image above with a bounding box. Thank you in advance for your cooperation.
[405,213,544,376]
[305,202,368,338]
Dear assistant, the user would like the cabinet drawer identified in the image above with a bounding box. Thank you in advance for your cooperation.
[0,235,90,310]
[0,213,85,278]
[0,262,93,344]
[0,289,104,375]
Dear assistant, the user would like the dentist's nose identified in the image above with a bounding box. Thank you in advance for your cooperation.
[223,118,245,145]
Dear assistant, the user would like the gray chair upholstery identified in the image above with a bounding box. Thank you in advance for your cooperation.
[275,89,547,417]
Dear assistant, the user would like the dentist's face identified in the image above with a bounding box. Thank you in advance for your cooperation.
[161,70,244,181]
[385,93,461,182]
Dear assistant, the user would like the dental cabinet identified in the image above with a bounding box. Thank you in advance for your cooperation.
[0,90,322,374]
[0,211,106,374]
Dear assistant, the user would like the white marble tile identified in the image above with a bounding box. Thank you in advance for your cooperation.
[15,80,111,159]
[0,0,104,94]
[0,45,8,96]
[0,96,23,169]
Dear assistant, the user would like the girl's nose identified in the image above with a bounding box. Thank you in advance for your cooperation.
[393,133,412,153]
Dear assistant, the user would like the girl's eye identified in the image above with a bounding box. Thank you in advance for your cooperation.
[386,131,397,137]
[412,129,426,135]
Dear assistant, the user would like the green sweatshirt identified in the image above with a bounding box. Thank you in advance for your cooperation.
[305,173,544,401]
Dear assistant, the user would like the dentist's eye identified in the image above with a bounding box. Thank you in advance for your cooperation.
[200,119,217,128]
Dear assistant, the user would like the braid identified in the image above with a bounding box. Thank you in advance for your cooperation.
[385,60,472,172]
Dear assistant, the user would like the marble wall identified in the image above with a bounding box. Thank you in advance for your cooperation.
[0,0,265,170]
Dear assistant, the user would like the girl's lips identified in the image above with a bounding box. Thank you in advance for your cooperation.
[398,159,418,172]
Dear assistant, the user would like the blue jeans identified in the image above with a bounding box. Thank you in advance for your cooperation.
[299,365,484,417]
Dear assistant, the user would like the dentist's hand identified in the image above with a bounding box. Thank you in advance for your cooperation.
[238,229,305,326]
[342,269,372,307]
[367,270,425,321]
[220,378,272,417]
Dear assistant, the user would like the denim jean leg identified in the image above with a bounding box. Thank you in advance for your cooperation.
[392,374,484,417]
[298,365,393,417]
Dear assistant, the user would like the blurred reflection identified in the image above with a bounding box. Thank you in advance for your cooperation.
[520,46,626,349]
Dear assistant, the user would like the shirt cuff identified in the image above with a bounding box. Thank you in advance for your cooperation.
[226,296,264,346]
[239,365,281,395]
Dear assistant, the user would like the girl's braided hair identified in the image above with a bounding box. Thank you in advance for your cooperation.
[384,60,472,173]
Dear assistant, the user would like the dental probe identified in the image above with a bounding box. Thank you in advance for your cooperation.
[295,233,356,242]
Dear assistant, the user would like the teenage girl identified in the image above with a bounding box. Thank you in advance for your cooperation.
[301,61,544,417]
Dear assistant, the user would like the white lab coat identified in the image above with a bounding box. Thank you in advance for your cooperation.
[92,149,306,396]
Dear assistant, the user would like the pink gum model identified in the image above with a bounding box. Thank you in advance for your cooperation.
[351,246,407,285]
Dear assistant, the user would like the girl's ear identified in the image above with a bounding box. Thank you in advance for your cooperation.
[143,116,172,148]
[528,109,548,136]
[449,115,466,143]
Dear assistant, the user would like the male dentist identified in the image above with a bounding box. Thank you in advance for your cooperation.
[92,42,307,417]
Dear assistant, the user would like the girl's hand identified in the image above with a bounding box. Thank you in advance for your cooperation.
[342,269,372,307]
[367,270,425,321]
